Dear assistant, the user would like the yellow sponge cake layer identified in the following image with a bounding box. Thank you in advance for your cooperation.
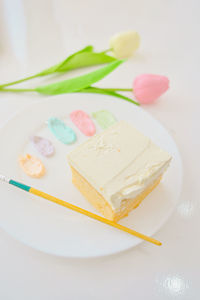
[71,165,162,221]
[68,121,171,221]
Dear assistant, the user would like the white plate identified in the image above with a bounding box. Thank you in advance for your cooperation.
[0,94,182,258]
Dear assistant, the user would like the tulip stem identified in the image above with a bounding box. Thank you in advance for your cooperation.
[0,87,133,93]
[103,88,133,92]
[0,87,35,93]
[101,48,113,54]
[0,74,39,89]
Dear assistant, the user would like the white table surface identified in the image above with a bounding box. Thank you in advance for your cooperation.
[0,0,199,299]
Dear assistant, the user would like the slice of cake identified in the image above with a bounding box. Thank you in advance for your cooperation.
[68,121,171,222]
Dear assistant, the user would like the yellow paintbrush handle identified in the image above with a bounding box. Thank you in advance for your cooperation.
[30,187,162,246]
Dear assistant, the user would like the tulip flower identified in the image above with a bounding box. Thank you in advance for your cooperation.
[101,74,169,105]
[109,31,140,59]
[133,74,169,104]
[0,32,141,94]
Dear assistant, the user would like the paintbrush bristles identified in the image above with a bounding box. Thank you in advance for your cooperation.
[0,174,9,183]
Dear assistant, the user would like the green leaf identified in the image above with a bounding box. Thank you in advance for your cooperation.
[37,45,94,76]
[37,45,116,76]
[36,60,123,95]
[0,45,115,88]
[57,52,116,72]
[79,87,139,106]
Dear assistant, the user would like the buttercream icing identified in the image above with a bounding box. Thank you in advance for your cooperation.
[68,121,171,211]
[92,110,117,129]
[48,117,76,144]
[70,110,96,136]
[31,136,54,157]
[19,154,45,178]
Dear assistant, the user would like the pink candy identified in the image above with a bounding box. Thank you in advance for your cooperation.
[133,74,169,104]
[70,110,96,136]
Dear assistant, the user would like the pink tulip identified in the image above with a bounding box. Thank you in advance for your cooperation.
[133,74,169,104]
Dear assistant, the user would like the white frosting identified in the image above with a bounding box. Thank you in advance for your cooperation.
[68,121,171,211]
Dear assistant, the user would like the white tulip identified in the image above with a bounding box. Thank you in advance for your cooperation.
[109,31,140,59]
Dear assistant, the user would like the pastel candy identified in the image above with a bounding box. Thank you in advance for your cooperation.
[48,117,76,144]
[31,136,54,157]
[19,154,45,178]
[92,110,117,130]
[70,110,96,136]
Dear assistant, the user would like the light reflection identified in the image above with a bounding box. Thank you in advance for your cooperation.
[163,275,189,295]
[177,201,194,218]
[2,0,27,65]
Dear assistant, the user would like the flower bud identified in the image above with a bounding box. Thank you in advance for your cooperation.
[133,74,169,104]
[110,31,140,59]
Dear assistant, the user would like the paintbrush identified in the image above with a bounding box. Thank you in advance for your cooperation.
[0,174,161,246]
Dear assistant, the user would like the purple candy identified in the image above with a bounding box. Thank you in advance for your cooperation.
[31,136,55,157]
